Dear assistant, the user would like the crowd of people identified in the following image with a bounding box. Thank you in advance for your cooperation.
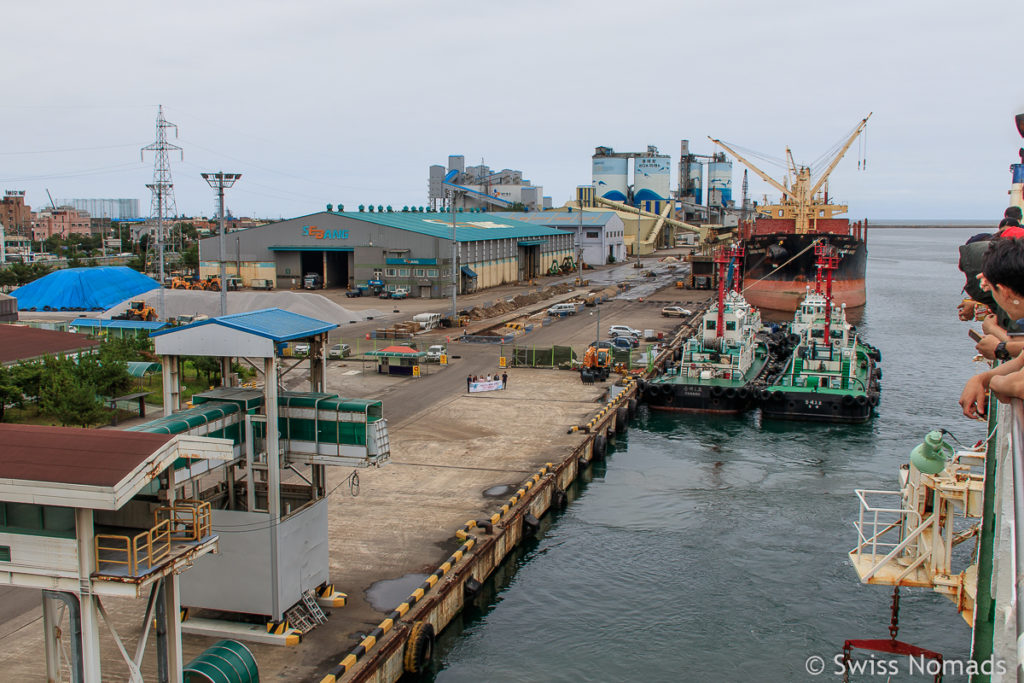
[466,372,509,392]
[959,206,1024,419]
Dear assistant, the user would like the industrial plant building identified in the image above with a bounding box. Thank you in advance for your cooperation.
[198,209,574,296]
[428,155,550,211]
[513,211,626,267]
[56,198,140,220]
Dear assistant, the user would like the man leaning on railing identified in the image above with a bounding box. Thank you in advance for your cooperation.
[961,238,1024,418]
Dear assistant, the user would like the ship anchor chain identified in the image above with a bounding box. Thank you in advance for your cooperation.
[841,587,944,682]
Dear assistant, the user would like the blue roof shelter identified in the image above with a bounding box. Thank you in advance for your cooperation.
[151,308,337,359]
[147,306,352,623]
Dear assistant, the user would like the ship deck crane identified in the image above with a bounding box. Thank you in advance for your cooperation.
[708,114,871,234]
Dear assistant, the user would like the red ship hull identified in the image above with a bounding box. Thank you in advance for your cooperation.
[744,276,866,312]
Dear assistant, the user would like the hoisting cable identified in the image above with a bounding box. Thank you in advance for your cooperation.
[740,238,823,294]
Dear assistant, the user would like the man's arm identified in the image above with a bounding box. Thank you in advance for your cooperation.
[960,352,1024,418]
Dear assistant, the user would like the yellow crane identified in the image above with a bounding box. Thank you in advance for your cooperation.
[709,113,872,234]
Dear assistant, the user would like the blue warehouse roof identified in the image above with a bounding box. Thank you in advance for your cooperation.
[330,211,567,243]
[151,308,337,343]
[511,211,618,228]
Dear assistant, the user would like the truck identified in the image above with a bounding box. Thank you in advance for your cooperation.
[303,272,322,289]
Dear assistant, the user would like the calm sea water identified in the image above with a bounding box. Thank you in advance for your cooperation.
[429,229,987,682]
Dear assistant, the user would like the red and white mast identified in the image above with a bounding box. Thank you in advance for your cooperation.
[814,243,839,344]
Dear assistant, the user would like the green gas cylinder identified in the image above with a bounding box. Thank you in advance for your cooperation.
[909,430,953,475]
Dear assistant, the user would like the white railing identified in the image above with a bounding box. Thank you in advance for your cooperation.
[851,488,933,583]
[1009,399,1024,676]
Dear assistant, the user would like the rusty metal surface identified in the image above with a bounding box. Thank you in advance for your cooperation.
[0,424,174,487]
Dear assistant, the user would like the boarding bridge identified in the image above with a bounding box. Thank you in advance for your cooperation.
[143,308,389,636]
[128,388,390,468]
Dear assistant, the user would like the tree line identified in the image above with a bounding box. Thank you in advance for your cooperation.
[0,337,145,426]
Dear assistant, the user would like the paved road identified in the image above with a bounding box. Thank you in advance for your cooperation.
[0,586,41,643]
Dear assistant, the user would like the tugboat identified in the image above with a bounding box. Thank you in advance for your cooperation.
[759,245,881,423]
[642,246,773,413]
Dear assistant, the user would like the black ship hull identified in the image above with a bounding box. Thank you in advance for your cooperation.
[758,389,877,424]
[743,233,867,311]
[642,381,757,414]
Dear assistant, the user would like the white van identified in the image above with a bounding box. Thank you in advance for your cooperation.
[547,303,578,316]
[413,313,443,330]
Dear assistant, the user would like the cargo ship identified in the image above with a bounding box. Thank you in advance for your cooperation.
[710,114,872,312]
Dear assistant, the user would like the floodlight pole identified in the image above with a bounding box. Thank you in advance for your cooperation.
[450,189,458,324]
[577,196,583,281]
[201,172,241,317]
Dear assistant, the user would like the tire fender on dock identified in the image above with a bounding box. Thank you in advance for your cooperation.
[593,433,607,461]
[404,621,435,674]
[615,406,628,433]
[627,397,638,418]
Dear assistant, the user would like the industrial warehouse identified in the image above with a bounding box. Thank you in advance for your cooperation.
[199,210,575,297]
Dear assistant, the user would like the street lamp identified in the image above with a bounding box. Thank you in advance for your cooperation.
[201,172,242,316]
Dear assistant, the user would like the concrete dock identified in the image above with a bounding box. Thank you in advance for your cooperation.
[0,260,711,681]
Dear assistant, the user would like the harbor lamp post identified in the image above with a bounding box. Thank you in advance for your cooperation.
[449,189,459,324]
[201,172,242,317]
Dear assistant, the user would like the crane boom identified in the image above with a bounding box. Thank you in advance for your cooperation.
[807,113,872,199]
[708,137,791,199]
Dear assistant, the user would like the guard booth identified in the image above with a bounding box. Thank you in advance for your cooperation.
[147,308,390,638]
[0,424,233,682]
[366,345,425,376]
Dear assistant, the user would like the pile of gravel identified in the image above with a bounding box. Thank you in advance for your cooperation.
[103,289,385,325]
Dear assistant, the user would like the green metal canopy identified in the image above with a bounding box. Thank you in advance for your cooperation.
[126,361,162,378]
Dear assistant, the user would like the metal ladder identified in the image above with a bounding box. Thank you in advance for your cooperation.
[302,589,327,625]
[285,590,328,633]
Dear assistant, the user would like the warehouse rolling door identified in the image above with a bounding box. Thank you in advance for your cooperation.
[294,250,351,289]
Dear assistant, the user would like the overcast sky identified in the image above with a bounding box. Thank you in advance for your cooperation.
[2,1,1022,222]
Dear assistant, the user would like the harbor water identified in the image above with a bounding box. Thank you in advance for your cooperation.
[428,228,990,682]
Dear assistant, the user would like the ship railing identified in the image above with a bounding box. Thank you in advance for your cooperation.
[1008,399,1024,672]
[851,488,935,582]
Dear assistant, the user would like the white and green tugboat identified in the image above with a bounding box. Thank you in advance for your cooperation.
[760,246,881,423]
[642,247,774,414]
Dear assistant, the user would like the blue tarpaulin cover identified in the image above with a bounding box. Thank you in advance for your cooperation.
[11,267,160,312]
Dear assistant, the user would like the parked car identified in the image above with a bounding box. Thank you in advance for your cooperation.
[345,287,363,298]
[607,336,637,351]
[661,306,693,317]
[425,345,446,362]
[547,303,577,316]
[391,287,409,299]
[608,324,641,338]
[328,343,351,359]
[292,342,310,356]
